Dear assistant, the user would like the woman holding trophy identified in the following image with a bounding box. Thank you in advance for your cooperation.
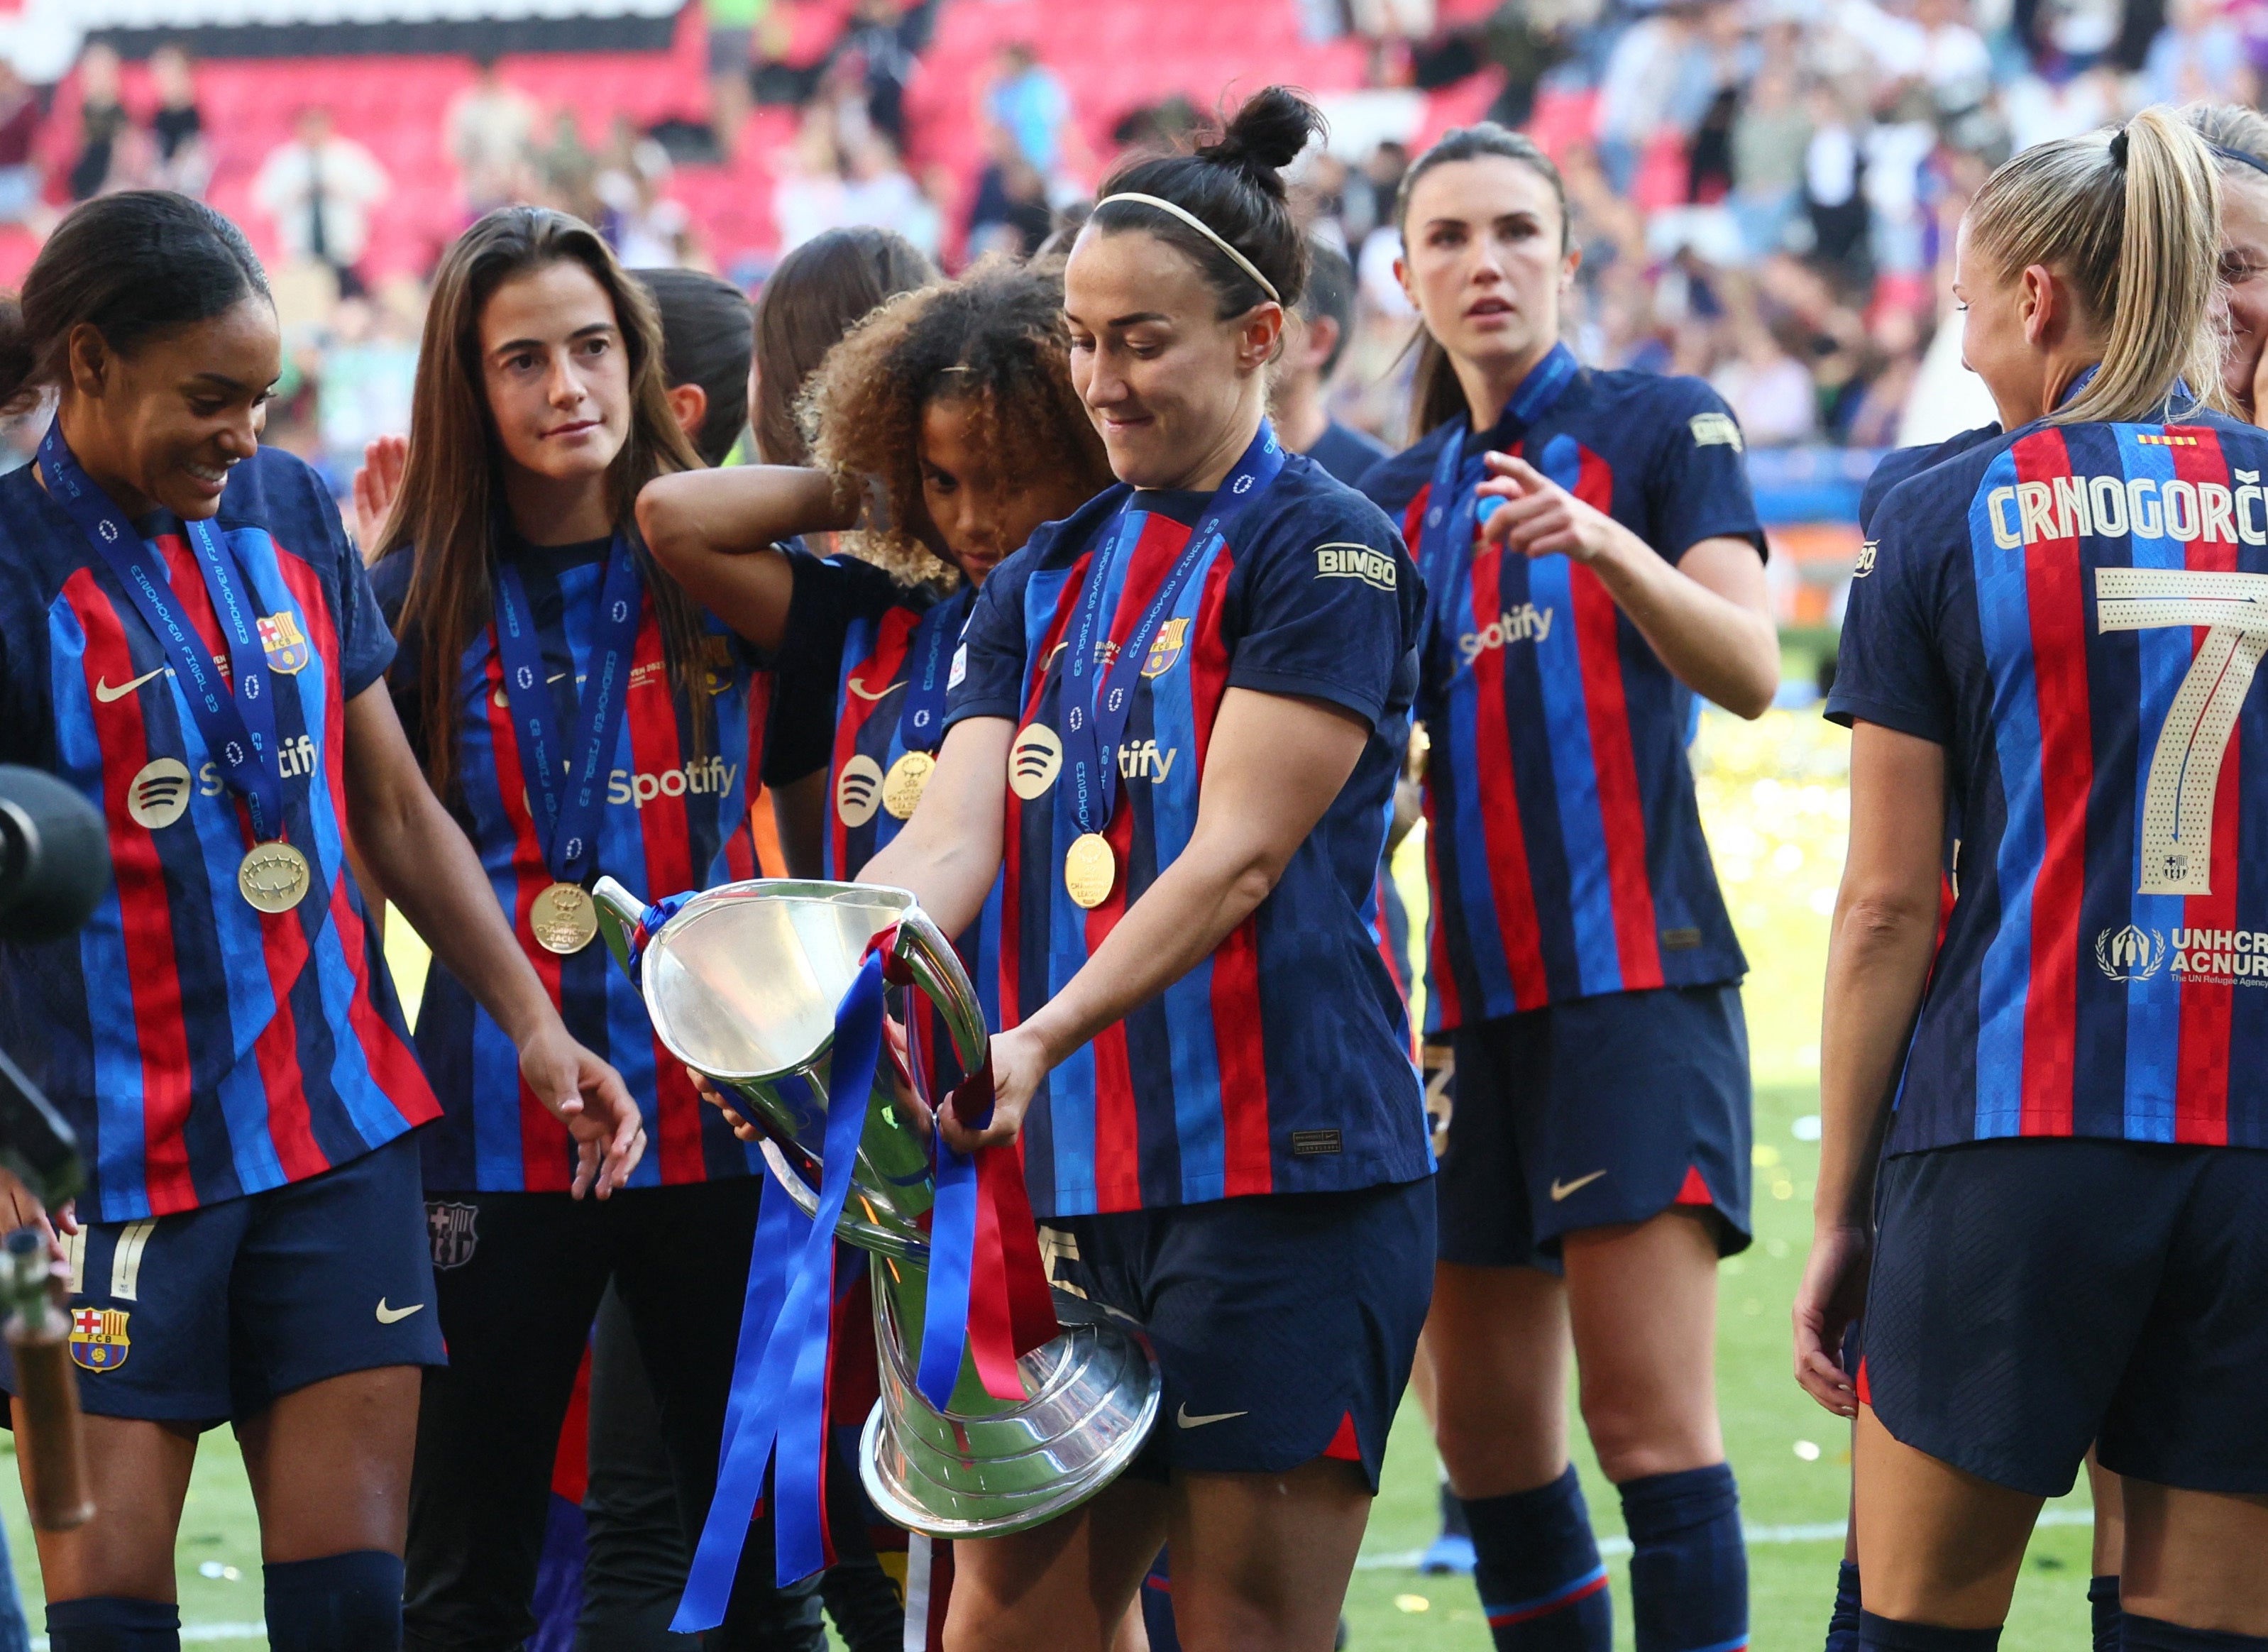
[853,87,1435,1652]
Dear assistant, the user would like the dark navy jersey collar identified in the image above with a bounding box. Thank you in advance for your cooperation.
[1465,351,1588,458]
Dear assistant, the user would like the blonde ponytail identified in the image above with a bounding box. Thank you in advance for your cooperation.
[1966,106,2223,426]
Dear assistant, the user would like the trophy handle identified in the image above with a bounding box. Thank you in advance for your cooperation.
[878,903,991,1119]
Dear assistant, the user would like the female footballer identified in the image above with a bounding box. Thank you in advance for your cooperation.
[637,255,1112,893]
[1358,124,1777,1652]
[0,191,644,1652]
[1801,107,2268,1646]
[849,86,1434,1652]
[361,206,813,1650]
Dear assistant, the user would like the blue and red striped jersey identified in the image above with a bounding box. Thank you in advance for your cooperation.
[1828,409,2268,1153]
[0,445,436,1222]
[766,553,1003,1061]
[373,537,761,1191]
[1361,367,1760,1030]
[945,455,1432,1217]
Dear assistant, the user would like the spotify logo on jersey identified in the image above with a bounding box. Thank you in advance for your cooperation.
[1009,722,1062,800]
[128,759,194,830]
[837,754,885,827]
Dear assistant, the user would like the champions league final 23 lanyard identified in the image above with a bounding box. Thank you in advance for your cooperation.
[492,540,644,955]
[1055,420,1286,910]
[880,590,962,821]
[40,421,311,913]
[1419,341,1580,610]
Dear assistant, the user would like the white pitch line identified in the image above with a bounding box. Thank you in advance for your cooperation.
[1354,1506,2096,1571]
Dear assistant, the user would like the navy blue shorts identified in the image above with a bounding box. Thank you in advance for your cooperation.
[1039,1178,1435,1493]
[1438,984,1753,1269]
[0,1130,444,1427]
[1864,1138,2268,1498]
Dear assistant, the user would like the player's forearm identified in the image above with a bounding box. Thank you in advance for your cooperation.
[857,721,1011,938]
[1590,525,1779,717]
[636,466,848,650]
[1814,884,1937,1230]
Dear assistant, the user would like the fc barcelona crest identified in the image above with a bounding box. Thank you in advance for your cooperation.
[427,1201,480,1270]
[1141,617,1190,679]
[258,612,310,674]
[69,1307,130,1372]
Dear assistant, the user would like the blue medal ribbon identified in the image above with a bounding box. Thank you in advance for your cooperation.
[39,420,288,842]
[491,538,644,884]
[1417,342,1581,614]
[896,587,967,756]
[1058,420,1288,839]
[674,947,886,1626]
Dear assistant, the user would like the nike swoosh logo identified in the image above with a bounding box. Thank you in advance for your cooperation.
[94,665,170,703]
[1175,1404,1248,1429]
[1549,1169,1608,1202]
[375,1299,426,1324]
[845,676,905,702]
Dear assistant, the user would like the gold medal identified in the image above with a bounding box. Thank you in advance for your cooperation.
[1064,832,1116,910]
[882,750,935,820]
[238,841,311,913]
[531,881,599,954]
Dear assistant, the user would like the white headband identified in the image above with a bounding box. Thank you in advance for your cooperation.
[1094,192,1282,304]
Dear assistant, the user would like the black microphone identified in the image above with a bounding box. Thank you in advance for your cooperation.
[0,766,110,945]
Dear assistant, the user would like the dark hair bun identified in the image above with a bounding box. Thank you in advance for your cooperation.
[1196,86,1326,196]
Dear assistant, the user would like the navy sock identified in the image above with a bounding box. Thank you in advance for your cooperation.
[1826,1560,1864,1652]
[1462,1465,1612,1652]
[2120,1614,2268,1651]
[1619,1463,1748,1652]
[2091,1577,2123,1652]
[45,1597,180,1652]
[1859,1614,2000,1652]
[263,1551,403,1652]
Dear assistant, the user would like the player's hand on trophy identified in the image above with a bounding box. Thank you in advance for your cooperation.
[517,1026,646,1197]
[937,1025,1037,1155]
[688,1066,765,1143]
[0,1167,72,1248]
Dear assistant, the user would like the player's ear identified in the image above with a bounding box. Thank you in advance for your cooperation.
[64,323,113,399]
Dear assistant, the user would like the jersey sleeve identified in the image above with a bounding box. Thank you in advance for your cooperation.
[1644,380,1768,562]
[1226,490,1421,731]
[762,551,906,786]
[943,557,1033,728]
[1822,480,1953,742]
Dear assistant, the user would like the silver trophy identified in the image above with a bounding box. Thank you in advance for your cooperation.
[592,876,1160,1538]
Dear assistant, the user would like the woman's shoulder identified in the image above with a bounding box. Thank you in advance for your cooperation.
[1262,453,1408,558]
[366,544,415,622]
[216,445,346,558]
[1350,423,1452,518]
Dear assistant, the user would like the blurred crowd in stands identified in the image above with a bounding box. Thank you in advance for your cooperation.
[0,0,2261,489]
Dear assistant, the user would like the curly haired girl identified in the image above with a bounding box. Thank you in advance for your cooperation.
[636,253,1113,879]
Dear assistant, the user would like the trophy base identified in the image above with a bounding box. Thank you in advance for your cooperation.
[858,1303,1162,1539]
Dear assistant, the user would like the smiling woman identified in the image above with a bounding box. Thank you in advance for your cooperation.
[849,86,1437,1652]
[0,189,646,1652]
